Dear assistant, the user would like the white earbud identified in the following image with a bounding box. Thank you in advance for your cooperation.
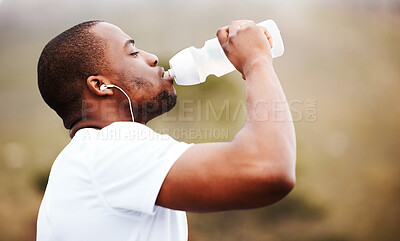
[99,84,135,122]
[100,84,115,91]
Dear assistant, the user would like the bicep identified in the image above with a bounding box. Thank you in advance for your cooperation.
[156,141,280,212]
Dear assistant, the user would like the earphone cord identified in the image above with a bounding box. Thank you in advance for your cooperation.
[111,85,135,122]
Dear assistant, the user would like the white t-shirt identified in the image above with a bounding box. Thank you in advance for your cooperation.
[37,122,192,241]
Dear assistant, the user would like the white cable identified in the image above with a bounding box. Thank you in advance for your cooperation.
[101,84,135,122]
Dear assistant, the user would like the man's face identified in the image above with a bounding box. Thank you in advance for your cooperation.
[92,22,176,122]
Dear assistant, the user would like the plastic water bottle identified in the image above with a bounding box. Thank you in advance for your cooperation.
[165,19,284,86]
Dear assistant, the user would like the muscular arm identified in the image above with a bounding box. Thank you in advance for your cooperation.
[156,21,296,212]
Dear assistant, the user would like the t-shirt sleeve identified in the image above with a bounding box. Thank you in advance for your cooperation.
[87,124,192,216]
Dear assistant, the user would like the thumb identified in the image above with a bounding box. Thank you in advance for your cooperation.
[216,26,229,46]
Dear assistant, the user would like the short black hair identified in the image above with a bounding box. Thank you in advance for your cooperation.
[37,20,108,129]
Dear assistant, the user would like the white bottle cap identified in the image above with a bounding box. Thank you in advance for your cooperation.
[168,47,202,86]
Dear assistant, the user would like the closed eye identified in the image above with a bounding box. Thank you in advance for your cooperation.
[130,51,139,56]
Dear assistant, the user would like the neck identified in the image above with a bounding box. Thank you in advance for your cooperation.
[69,119,106,138]
[68,96,154,138]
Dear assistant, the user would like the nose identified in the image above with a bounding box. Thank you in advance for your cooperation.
[143,51,159,67]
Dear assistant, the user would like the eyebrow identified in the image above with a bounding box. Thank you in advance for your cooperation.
[123,39,135,49]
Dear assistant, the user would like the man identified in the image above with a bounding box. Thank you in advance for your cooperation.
[37,20,296,241]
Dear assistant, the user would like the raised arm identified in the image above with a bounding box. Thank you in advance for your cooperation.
[156,20,296,212]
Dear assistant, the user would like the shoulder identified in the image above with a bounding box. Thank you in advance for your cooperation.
[75,121,192,166]
[100,122,170,141]
[73,121,169,142]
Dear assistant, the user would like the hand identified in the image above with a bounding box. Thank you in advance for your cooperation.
[216,20,273,79]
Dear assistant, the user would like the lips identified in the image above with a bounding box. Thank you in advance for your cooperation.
[160,67,174,84]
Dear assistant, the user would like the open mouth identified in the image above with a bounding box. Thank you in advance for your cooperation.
[162,70,171,79]
[160,68,174,84]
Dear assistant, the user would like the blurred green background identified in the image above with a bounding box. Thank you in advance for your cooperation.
[0,0,399,240]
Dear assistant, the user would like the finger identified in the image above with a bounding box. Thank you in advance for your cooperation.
[258,26,273,48]
[216,26,229,46]
[228,22,242,38]
[228,20,253,37]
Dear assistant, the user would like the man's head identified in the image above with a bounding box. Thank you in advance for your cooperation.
[38,21,176,129]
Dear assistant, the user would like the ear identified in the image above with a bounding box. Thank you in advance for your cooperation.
[86,75,113,96]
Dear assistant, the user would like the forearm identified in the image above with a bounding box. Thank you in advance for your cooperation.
[234,58,296,179]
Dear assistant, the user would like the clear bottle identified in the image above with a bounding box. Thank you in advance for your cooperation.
[166,19,284,86]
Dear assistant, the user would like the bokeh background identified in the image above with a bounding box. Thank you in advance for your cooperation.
[1,0,399,240]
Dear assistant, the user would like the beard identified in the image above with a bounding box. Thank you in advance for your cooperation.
[116,71,177,123]
[139,88,177,119]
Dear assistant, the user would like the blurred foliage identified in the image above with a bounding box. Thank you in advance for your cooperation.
[1,0,400,241]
